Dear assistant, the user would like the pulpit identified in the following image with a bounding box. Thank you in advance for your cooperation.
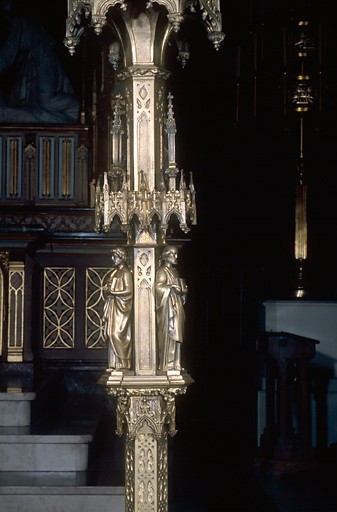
[256,331,319,475]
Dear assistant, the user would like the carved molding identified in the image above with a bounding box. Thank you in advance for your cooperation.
[109,386,186,437]
[117,66,171,81]
[1,214,96,233]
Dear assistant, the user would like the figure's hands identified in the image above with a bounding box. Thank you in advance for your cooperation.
[171,284,182,294]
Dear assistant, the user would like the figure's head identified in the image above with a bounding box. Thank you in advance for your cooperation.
[160,246,178,266]
[111,247,128,264]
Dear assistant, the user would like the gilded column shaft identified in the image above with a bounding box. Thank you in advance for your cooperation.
[119,70,168,193]
[134,248,156,376]
[112,388,184,512]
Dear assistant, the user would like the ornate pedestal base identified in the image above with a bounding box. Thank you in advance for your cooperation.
[99,371,193,512]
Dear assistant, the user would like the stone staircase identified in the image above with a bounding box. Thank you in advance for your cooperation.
[0,368,125,512]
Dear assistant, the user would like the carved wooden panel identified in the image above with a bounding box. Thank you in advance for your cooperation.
[8,262,25,361]
[43,267,75,349]
[85,267,111,349]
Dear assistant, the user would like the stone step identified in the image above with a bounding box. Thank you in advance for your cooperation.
[0,485,125,512]
[0,369,125,508]
[0,471,88,486]
[0,434,93,472]
[0,391,36,427]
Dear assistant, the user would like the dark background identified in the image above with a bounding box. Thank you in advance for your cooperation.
[57,1,337,509]
[162,2,337,510]
[20,0,337,299]
[3,1,337,510]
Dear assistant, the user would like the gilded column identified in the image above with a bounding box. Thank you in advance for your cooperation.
[133,247,156,376]
[65,1,223,510]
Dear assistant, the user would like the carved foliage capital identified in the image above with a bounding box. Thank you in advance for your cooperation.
[113,387,186,438]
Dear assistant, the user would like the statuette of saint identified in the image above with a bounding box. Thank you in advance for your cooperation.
[103,247,133,370]
[155,245,187,371]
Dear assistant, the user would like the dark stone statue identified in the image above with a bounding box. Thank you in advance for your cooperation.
[0,0,79,124]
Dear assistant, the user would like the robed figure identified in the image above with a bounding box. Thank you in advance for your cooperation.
[155,246,187,371]
[103,248,133,370]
